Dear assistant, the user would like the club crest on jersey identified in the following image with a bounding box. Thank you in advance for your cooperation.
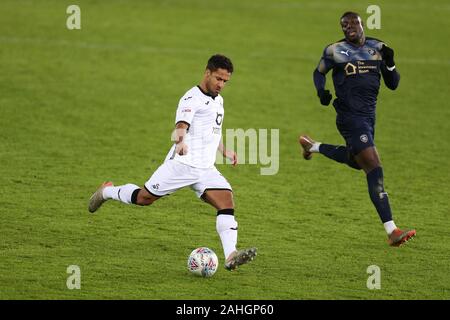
[360,134,368,143]
[215,113,223,125]
[368,48,376,56]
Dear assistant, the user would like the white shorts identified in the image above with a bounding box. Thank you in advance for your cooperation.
[144,160,232,198]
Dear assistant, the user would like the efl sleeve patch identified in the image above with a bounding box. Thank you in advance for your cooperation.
[175,97,197,125]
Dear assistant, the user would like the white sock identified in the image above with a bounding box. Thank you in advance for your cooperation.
[310,142,321,153]
[103,184,139,204]
[383,220,397,235]
[216,214,238,260]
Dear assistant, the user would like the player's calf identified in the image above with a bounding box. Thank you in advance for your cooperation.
[366,167,393,224]
[299,135,360,170]
[89,183,160,212]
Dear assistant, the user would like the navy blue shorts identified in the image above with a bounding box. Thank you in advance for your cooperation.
[336,115,375,156]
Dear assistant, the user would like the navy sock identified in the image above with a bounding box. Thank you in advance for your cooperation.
[319,144,347,162]
[319,144,360,170]
[366,167,393,223]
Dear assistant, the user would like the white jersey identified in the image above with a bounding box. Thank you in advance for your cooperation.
[165,86,224,168]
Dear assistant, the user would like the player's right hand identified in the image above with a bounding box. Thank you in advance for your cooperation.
[317,88,332,106]
[175,142,188,156]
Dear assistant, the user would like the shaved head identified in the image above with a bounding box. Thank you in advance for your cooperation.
[340,11,361,21]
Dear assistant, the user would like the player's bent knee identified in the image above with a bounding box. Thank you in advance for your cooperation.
[347,154,362,170]
[366,156,381,172]
[362,160,380,173]
[134,189,160,206]
[355,148,380,173]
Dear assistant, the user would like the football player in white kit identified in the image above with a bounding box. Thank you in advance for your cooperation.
[89,55,257,271]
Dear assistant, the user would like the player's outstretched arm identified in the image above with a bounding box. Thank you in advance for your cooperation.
[313,46,334,106]
[218,139,237,166]
[380,44,400,90]
[313,69,332,106]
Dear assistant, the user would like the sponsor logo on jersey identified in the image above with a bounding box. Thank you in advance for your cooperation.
[344,62,357,76]
[215,113,223,125]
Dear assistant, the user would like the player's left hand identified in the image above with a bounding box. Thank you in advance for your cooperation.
[380,44,395,67]
[223,150,238,166]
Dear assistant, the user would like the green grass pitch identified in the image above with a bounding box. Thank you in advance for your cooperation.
[1,0,449,299]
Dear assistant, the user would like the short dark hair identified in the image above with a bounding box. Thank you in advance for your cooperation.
[206,54,234,73]
[340,11,360,20]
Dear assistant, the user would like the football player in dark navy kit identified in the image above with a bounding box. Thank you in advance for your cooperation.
[299,12,416,246]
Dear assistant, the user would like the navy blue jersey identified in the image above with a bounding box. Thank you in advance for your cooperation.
[316,37,397,117]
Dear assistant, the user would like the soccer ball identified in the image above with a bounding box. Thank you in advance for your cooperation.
[187,247,219,277]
